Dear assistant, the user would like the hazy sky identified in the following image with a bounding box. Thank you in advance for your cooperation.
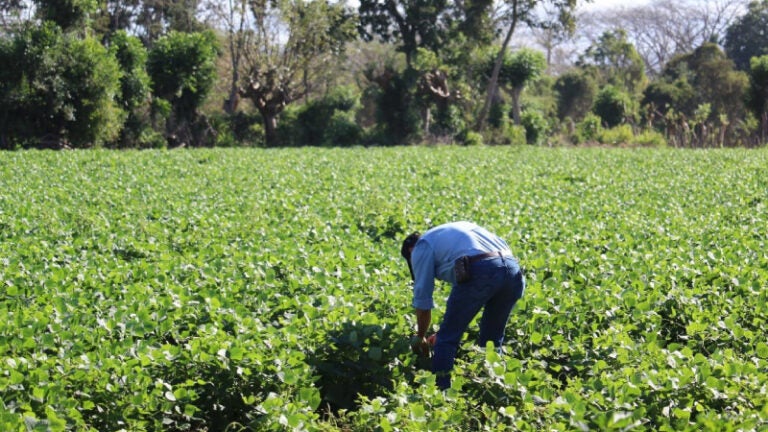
[582,0,651,10]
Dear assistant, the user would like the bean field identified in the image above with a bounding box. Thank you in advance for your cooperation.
[1,147,767,431]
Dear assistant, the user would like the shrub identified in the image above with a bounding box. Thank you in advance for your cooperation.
[633,129,667,147]
[597,124,634,145]
[506,125,527,145]
[205,111,265,147]
[488,102,510,130]
[432,104,466,138]
[462,130,484,146]
[137,129,168,149]
[282,85,363,147]
[521,109,549,145]
[325,111,362,147]
[575,113,603,144]
[593,85,632,128]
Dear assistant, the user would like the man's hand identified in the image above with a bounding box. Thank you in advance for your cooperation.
[426,333,436,346]
[410,336,430,357]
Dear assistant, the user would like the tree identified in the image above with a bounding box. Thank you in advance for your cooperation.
[147,30,219,146]
[0,22,123,148]
[92,0,142,41]
[364,65,422,144]
[109,30,153,147]
[457,0,495,46]
[668,43,748,123]
[642,43,749,146]
[578,29,646,95]
[724,0,768,71]
[554,68,597,121]
[34,0,98,31]
[524,0,580,71]
[137,0,206,45]
[410,47,467,137]
[1,0,26,32]
[203,0,249,114]
[0,24,20,148]
[239,0,356,146]
[358,0,450,68]
[476,0,577,131]
[584,0,744,75]
[747,55,768,142]
[495,48,547,124]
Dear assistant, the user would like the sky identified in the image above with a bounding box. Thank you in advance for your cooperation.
[581,0,652,11]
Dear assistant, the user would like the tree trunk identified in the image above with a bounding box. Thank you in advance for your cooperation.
[511,86,522,125]
[224,79,240,114]
[223,0,246,114]
[475,1,518,131]
[262,111,278,147]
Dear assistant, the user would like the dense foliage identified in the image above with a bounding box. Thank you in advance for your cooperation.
[724,0,768,71]
[0,22,123,149]
[147,30,220,147]
[1,147,767,430]
[1,0,767,148]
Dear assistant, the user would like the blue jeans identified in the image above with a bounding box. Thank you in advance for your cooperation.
[432,255,525,389]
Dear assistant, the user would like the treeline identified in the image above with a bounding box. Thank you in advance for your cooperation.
[1,0,767,149]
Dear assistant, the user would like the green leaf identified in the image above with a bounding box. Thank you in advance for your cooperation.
[299,387,321,411]
[757,342,768,359]
[367,346,382,361]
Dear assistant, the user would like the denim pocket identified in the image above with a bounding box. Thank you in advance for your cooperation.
[461,263,504,301]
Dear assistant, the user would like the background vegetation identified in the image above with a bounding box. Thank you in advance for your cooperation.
[1,0,767,149]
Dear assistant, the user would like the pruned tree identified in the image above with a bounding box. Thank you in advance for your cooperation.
[239,0,356,146]
[495,47,546,124]
[412,48,464,136]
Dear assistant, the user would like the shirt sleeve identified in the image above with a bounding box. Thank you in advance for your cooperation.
[411,241,435,310]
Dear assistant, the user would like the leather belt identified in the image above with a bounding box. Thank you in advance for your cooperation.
[467,251,511,263]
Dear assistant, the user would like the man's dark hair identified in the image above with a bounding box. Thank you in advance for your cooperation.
[401,232,421,280]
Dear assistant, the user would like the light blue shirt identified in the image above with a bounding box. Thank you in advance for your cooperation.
[411,221,511,310]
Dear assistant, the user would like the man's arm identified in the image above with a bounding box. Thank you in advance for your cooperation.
[409,242,435,356]
[415,308,432,338]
